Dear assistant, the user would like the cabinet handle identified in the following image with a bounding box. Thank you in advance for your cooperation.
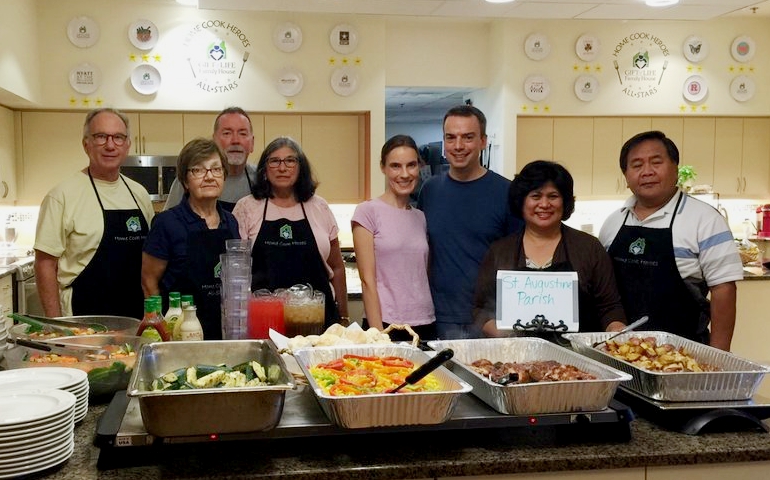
[737,177,741,192]
[0,180,7,199]
[141,136,146,154]
[134,136,139,154]
[743,177,747,193]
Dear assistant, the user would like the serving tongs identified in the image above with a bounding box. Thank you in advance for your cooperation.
[8,337,111,361]
[9,313,108,336]
[388,348,454,393]
[592,315,649,349]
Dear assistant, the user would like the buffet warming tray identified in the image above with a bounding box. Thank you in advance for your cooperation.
[427,337,631,415]
[293,344,472,429]
[563,331,769,402]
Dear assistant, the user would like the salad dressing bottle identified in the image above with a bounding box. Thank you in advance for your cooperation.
[173,295,195,340]
[137,298,170,341]
[179,305,204,341]
[164,292,183,340]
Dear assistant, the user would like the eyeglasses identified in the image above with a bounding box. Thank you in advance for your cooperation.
[90,133,128,146]
[266,156,298,169]
[187,166,224,178]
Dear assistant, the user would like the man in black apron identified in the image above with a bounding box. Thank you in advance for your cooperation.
[600,131,742,351]
[163,107,256,212]
[251,201,338,327]
[34,108,153,319]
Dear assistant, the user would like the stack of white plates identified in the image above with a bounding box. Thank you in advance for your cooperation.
[0,368,89,423]
[0,389,76,478]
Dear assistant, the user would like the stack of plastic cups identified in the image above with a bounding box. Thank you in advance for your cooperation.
[220,239,252,339]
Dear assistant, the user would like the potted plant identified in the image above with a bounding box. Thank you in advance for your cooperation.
[677,165,697,192]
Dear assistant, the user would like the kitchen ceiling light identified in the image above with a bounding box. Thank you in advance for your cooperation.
[645,0,679,6]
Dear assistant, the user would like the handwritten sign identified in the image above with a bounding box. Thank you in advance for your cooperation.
[495,270,579,332]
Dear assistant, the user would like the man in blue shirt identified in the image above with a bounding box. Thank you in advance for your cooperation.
[418,105,521,339]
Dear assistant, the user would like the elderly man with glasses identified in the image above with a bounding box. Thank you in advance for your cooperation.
[141,137,240,340]
[34,108,155,319]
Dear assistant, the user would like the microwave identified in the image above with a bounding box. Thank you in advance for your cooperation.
[120,155,177,201]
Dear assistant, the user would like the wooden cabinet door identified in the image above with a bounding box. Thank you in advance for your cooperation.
[136,113,184,155]
[0,107,16,203]
[742,118,770,197]
[621,118,652,145]
[20,111,86,205]
[516,117,553,169]
[713,118,743,195]
[651,117,683,147]
[553,118,593,198]
[682,117,715,188]
[592,117,624,196]
[301,114,366,203]
[182,113,217,144]
[264,115,302,146]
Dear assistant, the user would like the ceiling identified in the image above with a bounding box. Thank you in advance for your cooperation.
[191,0,769,124]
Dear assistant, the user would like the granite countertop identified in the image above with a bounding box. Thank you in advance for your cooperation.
[36,400,770,480]
[741,266,770,280]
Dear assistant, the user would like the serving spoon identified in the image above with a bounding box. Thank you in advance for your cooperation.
[592,315,649,349]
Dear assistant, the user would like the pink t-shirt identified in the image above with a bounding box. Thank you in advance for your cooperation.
[232,195,339,278]
[352,198,435,325]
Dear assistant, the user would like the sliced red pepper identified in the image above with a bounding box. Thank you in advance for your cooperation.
[381,356,414,368]
[317,358,345,370]
[343,354,379,361]
[339,369,377,388]
[329,383,360,396]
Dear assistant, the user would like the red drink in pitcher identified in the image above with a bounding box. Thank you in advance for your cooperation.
[247,296,285,339]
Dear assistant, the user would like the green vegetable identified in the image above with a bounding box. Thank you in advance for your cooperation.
[677,165,697,188]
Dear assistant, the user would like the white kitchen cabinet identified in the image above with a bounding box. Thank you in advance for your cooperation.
[516,117,553,169]
[0,106,17,203]
[681,117,715,188]
[553,117,593,198]
[740,118,770,196]
[264,114,302,147]
[713,118,770,197]
[0,273,13,330]
[125,112,184,155]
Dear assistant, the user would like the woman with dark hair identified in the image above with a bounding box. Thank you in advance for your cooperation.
[473,160,626,336]
[142,138,240,340]
[232,137,348,327]
[352,135,436,341]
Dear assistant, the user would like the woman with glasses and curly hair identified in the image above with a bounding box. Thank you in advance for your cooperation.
[142,137,240,339]
[233,137,348,328]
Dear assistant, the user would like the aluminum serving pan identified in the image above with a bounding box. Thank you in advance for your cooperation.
[562,331,769,402]
[294,344,472,429]
[427,337,631,415]
[127,340,295,437]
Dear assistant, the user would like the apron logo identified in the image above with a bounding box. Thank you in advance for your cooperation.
[629,238,646,255]
[126,216,141,233]
[279,224,293,240]
[214,261,222,279]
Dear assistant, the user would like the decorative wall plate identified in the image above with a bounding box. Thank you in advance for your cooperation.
[276,67,304,96]
[730,75,755,102]
[523,74,550,102]
[731,35,755,63]
[128,19,159,50]
[67,16,99,48]
[330,67,358,96]
[130,64,161,95]
[524,33,550,61]
[273,22,303,53]
[329,24,358,54]
[68,62,101,94]
[574,75,599,101]
[575,34,600,62]
[683,74,708,103]
[682,35,709,63]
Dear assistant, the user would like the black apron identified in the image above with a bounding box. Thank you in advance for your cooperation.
[218,169,254,212]
[163,214,232,340]
[607,192,709,343]
[251,200,338,327]
[70,171,148,320]
[516,232,601,333]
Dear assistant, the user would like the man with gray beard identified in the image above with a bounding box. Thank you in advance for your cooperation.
[164,106,257,212]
